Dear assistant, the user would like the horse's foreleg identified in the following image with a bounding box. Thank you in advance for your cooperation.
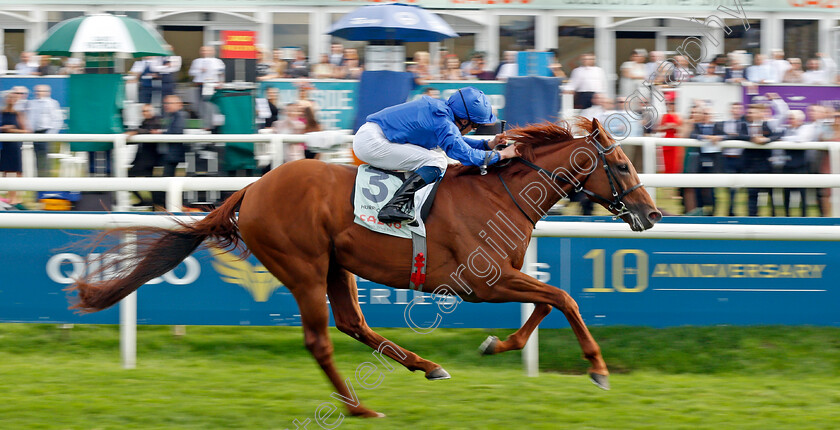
[489,271,609,390]
[479,303,551,355]
[326,266,449,380]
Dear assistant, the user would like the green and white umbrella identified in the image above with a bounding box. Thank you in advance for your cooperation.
[36,13,172,58]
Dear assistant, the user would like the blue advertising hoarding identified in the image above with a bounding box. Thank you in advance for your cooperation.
[258,80,506,131]
[0,76,69,132]
[1,216,838,328]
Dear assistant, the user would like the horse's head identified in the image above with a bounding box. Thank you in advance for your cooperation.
[575,118,661,231]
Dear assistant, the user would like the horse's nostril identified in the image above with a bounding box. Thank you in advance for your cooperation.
[648,210,662,223]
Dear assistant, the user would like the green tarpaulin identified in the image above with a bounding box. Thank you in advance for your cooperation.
[68,74,124,151]
[211,89,256,171]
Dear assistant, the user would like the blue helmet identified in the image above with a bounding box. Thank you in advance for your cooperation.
[446,87,497,125]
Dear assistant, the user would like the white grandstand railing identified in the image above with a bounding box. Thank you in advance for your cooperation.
[2,174,840,213]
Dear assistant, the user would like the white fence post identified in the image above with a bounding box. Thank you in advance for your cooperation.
[113,134,130,211]
[120,231,137,369]
[522,238,539,377]
[642,137,657,205]
[21,143,36,178]
[166,179,184,212]
[829,144,840,217]
[270,134,285,169]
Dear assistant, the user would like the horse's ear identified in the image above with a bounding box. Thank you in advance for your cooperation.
[590,117,601,132]
[589,117,604,139]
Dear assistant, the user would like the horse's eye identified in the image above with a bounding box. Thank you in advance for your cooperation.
[617,163,630,173]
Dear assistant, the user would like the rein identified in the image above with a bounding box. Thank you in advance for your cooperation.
[497,139,643,227]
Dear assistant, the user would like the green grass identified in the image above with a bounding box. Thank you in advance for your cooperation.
[1,324,839,429]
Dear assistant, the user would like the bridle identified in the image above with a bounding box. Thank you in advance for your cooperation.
[497,136,644,227]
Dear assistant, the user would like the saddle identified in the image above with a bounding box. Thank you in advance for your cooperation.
[352,165,442,290]
[351,165,440,239]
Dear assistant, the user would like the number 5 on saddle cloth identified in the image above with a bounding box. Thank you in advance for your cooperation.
[352,165,442,289]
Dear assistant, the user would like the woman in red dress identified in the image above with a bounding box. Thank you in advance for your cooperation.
[658,98,683,174]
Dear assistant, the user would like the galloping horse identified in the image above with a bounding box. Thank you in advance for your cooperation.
[71,118,660,417]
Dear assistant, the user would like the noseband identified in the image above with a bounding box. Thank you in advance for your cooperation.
[497,138,644,227]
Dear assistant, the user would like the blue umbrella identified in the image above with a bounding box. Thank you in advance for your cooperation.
[328,3,458,42]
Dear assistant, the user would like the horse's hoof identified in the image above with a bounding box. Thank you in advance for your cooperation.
[426,367,451,380]
[589,372,610,391]
[478,335,499,355]
[353,409,386,418]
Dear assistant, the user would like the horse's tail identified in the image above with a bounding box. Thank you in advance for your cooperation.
[69,185,252,313]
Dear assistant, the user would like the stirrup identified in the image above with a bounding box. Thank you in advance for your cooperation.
[378,204,414,224]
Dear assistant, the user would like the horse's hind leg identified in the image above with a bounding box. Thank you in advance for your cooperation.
[290,285,384,418]
[479,303,551,355]
[246,243,383,417]
[489,271,610,390]
[326,265,449,380]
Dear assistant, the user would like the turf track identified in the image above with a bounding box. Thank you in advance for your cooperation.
[1,324,838,429]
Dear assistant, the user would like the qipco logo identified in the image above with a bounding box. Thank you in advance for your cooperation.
[46,253,201,285]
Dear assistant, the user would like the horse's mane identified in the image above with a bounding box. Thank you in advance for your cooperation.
[449,119,593,176]
[507,120,588,162]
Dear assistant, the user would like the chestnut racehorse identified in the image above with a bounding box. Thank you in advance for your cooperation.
[71,119,660,417]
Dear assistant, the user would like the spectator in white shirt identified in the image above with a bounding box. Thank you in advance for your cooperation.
[619,50,647,97]
[153,46,182,99]
[780,109,816,216]
[579,93,612,123]
[15,52,39,76]
[746,54,775,84]
[494,51,518,81]
[563,53,607,109]
[769,49,791,83]
[188,46,225,126]
[817,52,837,82]
[24,84,64,177]
[802,58,829,85]
[645,51,665,83]
[189,46,225,90]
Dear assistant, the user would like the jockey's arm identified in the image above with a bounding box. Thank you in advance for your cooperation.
[439,129,501,167]
[465,132,508,150]
[462,136,490,150]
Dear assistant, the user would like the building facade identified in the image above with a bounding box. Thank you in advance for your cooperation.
[1,0,838,92]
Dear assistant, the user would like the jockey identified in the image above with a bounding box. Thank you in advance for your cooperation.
[354,87,518,223]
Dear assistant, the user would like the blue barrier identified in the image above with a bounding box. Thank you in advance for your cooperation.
[2,216,838,328]
[258,80,506,130]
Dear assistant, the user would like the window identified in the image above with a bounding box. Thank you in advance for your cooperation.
[274,13,309,57]
[723,19,760,56]
[556,17,595,70]
[784,20,818,63]
[500,15,535,52]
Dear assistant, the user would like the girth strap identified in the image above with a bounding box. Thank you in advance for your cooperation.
[408,232,428,290]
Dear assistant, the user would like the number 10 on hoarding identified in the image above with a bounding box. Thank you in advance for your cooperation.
[583,249,648,293]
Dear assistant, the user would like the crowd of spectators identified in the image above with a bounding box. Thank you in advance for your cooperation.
[2,44,840,214]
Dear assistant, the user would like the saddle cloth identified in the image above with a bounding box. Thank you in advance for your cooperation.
[352,165,440,239]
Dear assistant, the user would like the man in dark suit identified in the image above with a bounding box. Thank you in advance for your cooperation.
[150,95,187,209]
[738,104,783,216]
[713,102,747,216]
[127,104,162,207]
[689,107,722,215]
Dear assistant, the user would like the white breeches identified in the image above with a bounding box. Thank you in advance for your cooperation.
[353,122,448,172]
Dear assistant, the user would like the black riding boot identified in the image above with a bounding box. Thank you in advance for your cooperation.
[377,172,430,224]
